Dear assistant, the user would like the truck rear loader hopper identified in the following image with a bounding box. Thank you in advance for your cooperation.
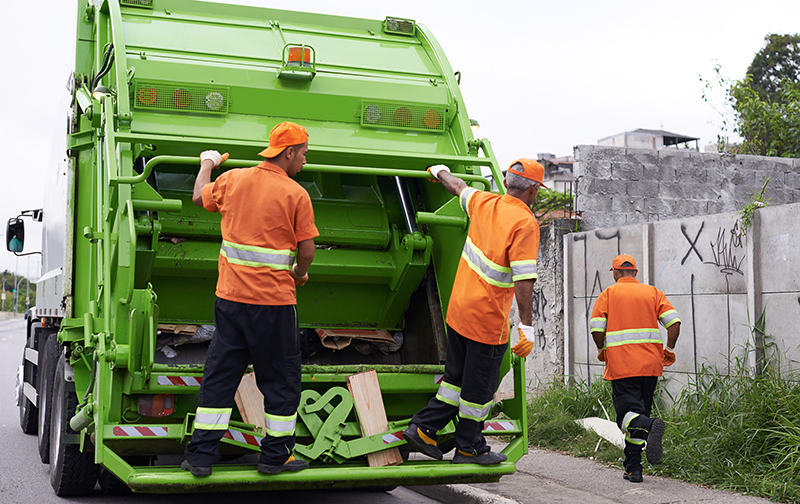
[14,0,529,494]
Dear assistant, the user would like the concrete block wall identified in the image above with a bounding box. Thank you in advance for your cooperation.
[574,145,800,231]
[563,202,800,402]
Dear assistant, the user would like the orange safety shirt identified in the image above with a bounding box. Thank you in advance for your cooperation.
[590,277,681,380]
[201,161,319,306]
[446,187,540,345]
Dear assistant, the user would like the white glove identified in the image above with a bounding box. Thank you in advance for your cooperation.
[290,264,309,286]
[200,150,223,168]
[427,165,451,180]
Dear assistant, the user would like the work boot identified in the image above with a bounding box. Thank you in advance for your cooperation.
[402,423,443,460]
[452,448,507,465]
[646,418,665,464]
[181,459,212,477]
[623,469,644,483]
[257,454,309,475]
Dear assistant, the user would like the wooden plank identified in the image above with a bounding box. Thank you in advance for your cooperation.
[234,372,266,434]
[346,370,403,467]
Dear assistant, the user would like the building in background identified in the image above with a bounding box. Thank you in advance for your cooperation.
[538,153,575,193]
[598,128,699,150]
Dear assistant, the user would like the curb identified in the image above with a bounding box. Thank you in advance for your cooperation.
[411,484,520,504]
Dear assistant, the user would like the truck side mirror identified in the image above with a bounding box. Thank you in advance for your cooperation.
[6,218,24,253]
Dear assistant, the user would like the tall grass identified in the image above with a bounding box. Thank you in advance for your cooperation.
[528,364,800,503]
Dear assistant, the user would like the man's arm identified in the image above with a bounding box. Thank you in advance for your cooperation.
[666,322,680,349]
[294,239,316,277]
[192,159,216,207]
[192,151,228,207]
[592,330,605,351]
[438,171,468,198]
[514,278,535,326]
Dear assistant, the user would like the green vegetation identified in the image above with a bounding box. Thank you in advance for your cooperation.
[0,270,35,313]
[701,33,800,158]
[528,364,800,503]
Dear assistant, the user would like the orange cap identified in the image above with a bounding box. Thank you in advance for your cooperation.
[507,159,548,188]
[258,122,309,158]
[610,254,637,271]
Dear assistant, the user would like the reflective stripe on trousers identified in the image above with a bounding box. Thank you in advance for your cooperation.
[194,407,232,431]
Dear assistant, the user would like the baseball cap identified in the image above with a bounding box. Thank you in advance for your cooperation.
[258,121,309,158]
[507,159,548,188]
[610,254,637,271]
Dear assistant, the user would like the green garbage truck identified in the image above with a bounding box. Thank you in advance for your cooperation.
[12,0,528,495]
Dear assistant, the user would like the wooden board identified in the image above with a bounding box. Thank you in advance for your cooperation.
[346,370,403,467]
[234,372,266,434]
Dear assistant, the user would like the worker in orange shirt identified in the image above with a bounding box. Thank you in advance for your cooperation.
[182,122,318,477]
[590,254,680,483]
[402,159,542,465]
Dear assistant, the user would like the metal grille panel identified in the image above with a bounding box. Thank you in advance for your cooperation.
[120,0,154,8]
[132,81,229,115]
[361,101,446,133]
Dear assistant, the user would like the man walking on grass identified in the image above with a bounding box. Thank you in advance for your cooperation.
[590,254,681,483]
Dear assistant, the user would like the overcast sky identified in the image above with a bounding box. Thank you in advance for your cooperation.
[2,0,800,277]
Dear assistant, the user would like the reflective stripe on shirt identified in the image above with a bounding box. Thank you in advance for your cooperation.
[605,328,662,347]
[194,407,232,431]
[460,187,479,216]
[658,309,681,328]
[510,259,538,281]
[220,240,295,270]
[461,237,513,288]
[590,317,608,333]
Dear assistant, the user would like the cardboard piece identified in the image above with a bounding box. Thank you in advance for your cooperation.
[316,329,396,350]
[346,370,403,467]
[234,372,266,434]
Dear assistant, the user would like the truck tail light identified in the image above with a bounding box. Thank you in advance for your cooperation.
[424,110,442,129]
[137,86,157,105]
[394,107,412,126]
[172,88,191,108]
[138,394,174,417]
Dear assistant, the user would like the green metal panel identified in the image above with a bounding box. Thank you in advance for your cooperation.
[53,0,526,493]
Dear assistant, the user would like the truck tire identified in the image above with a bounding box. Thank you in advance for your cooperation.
[49,353,98,496]
[18,353,38,434]
[98,456,148,494]
[37,331,59,463]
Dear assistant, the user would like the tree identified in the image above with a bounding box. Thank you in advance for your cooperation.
[746,34,800,102]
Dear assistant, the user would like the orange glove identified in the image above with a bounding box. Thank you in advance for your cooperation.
[512,324,534,358]
[597,348,606,362]
[200,150,230,168]
[427,165,450,183]
[663,348,675,366]
[290,264,309,286]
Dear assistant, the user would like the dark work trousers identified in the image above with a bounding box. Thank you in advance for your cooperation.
[411,325,507,455]
[612,376,658,471]
[185,298,302,467]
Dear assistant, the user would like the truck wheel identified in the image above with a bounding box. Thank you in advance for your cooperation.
[18,354,38,434]
[98,456,148,494]
[37,331,59,463]
[49,353,98,496]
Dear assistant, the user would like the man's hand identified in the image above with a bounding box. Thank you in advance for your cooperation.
[663,347,676,366]
[200,150,230,168]
[427,165,451,182]
[597,348,606,362]
[290,264,309,286]
[512,324,535,358]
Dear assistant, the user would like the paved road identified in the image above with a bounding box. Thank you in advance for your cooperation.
[0,318,439,504]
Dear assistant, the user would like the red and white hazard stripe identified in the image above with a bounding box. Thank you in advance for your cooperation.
[382,431,404,445]
[434,374,444,384]
[484,421,514,432]
[156,375,202,387]
[112,426,169,437]
[224,429,263,448]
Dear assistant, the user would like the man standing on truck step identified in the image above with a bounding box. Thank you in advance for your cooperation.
[590,254,681,483]
[402,159,542,465]
[182,121,318,476]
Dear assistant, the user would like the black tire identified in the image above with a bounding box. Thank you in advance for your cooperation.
[49,353,98,496]
[18,353,38,434]
[98,456,148,494]
[37,331,59,463]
